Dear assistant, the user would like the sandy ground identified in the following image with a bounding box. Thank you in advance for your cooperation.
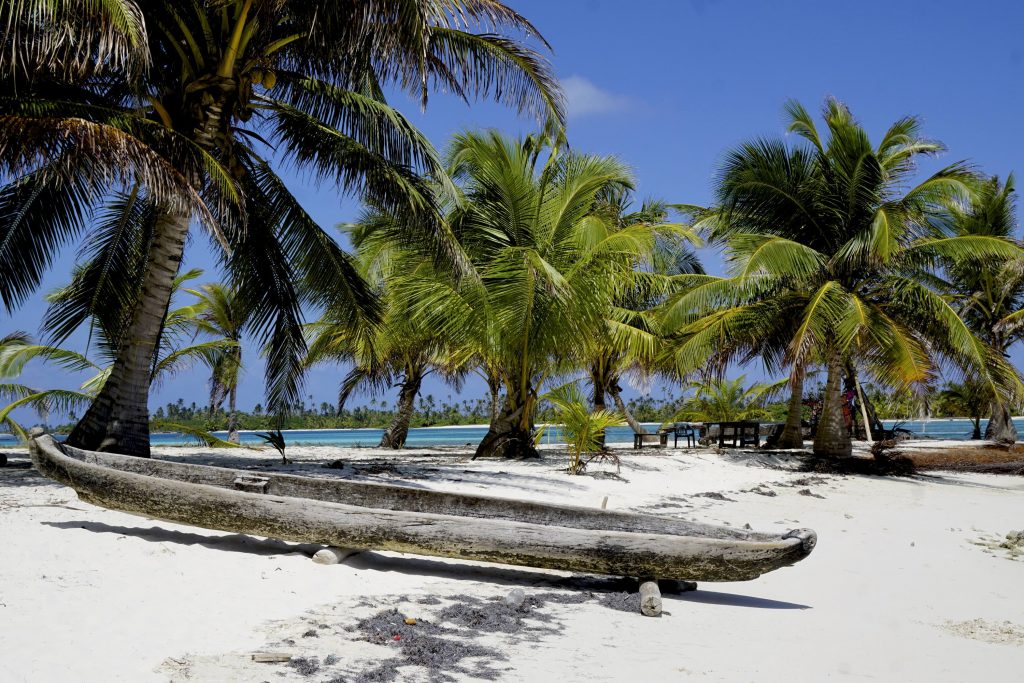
[1,441,1022,682]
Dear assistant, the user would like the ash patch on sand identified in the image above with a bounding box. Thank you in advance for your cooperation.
[348,592,593,682]
[597,592,641,613]
[942,619,1024,646]
[173,589,660,682]
[349,607,503,682]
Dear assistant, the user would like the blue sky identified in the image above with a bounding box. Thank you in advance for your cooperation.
[6,0,1024,418]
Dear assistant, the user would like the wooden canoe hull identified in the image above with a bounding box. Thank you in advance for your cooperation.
[29,436,816,582]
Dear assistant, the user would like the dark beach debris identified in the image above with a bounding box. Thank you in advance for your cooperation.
[598,592,641,613]
[798,488,825,499]
[800,453,915,476]
[750,485,777,497]
[301,628,319,638]
[694,491,736,502]
[344,591,619,682]
[287,656,320,676]
[417,595,443,606]
[790,476,828,487]
[349,607,504,683]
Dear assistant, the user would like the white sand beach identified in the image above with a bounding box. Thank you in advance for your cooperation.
[2,443,1022,682]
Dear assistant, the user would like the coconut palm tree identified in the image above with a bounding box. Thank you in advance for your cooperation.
[188,283,246,443]
[388,130,693,459]
[306,207,470,449]
[664,98,1023,458]
[1,0,564,456]
[934,380,991,440]
[940,176,1023,442]
[670,375,784,423]
[0,271,237,445]
[584,187,703,440]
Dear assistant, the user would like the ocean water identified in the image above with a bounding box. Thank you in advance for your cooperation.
[0,419,1016,448]
[0,424,655,448]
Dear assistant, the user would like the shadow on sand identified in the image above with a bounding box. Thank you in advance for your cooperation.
[42,520,323,556]
[44,519,812,610]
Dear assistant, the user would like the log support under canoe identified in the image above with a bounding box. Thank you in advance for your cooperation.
[639,580,662,617]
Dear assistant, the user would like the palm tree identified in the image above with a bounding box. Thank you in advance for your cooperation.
[1,0,564,456]
[390,130,691,458]
[306,209,469,449]
[585,186,703,440]
[188,283,246,443]
[670,375,784,423]
[934,380,991,440]
[0,272,237,446]
[940,176,1023,442]
[664,98,1023,458]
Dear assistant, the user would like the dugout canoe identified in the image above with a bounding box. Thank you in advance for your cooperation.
[29,434,816,582]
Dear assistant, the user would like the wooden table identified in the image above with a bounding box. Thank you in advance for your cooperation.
[704,421,760,448]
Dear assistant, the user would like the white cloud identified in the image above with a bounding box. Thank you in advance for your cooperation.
[561,75,631,119]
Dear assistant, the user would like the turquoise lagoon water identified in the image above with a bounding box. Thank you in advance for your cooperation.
[1,418,1016,448]
[0,424,654,448]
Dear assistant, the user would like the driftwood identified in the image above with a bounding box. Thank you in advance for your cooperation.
[251,652,291,663]
[312,547,357,565]
[639,580,662,617]
[29,435,816,582]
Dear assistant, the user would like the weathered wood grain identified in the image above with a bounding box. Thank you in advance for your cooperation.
[30,436,816,582]
[639,580,662,617]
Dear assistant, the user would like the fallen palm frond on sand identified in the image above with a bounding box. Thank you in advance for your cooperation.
[900,443,1024,475]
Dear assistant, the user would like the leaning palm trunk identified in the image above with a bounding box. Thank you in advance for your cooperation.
[591,366,608,446]
[67,211,191,457]
[984,402,1018,444]
[813,353,852,458]
[609,383,646,435]
[776,366,806,449]
[474,384,537,459]
[486,374,501,432]
[379,367,424,449]
[227,384,240,445]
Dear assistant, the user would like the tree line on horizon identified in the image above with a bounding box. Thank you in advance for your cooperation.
[2,1,1023,460]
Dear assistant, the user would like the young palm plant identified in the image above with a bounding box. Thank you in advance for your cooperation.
[546,383,625,475]
[664,98,1023,458]
[1,0,564,456]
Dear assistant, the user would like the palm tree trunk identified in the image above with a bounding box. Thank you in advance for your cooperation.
[380,366,424,449]
[474,382,537,459]
[66,211,190,456]
[776,366,806,449]
[813,352,852,458]
[486,372,501,431]
[971,416,982,440]
[609,382,646,435]
[854,373,873,444]
[227,384,239,444]
[591,365,608,446]
[984,402,1018,444]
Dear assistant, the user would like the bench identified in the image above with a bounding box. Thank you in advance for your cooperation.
[633,432,669,449]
